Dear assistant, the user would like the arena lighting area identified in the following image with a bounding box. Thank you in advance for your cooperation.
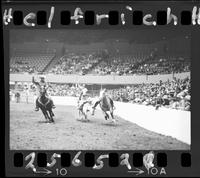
[49,96,191,145]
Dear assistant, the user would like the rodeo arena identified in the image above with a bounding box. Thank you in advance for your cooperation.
[9,29,191,150]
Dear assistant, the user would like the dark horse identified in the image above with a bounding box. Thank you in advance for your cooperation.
[97,95,116,123]
[37,87,55,123]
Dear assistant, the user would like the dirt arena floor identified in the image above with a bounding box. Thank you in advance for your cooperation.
[10,102,190,150]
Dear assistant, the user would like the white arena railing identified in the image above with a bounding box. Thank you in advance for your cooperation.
[10,72,190,84]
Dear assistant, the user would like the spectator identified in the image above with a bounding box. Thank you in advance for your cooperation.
[107,77,191,111]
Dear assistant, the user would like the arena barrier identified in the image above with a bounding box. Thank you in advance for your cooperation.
[114,102,191,145]
[10,72,190,84]
[50,96,191,145]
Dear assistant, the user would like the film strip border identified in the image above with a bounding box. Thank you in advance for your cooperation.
[11,151,191,175]
[3,2,195,177]
[2,6,200,27]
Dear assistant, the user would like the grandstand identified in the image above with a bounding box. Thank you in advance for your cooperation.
[9,29,191,76]
[47,52,104,75]
[9,41,64,73]
[10,53,55,73]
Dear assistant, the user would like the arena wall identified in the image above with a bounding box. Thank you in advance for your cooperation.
[31,96,190,145]
[114,102,191,145]
[10,72,190,84]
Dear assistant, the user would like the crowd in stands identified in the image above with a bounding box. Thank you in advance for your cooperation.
[92,55,144,75]
[10,54,55,73]
[10,50,190,76]
[10,60,38,73]
[48,52,106,75]
[46,54,191,76]
[48,84,82,97]
[134,57,190,75]
[107,77,191,111]
[92,55,190,75]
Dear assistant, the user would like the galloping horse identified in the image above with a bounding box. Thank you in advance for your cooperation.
[37,87,55,123]
[97,95,116,123]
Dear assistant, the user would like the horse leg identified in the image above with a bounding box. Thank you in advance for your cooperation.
[89,106,94,116]
[45,111,51,123]
[110,111,114,119]
[84,112,88,121]
[49,110,54,123]
[79,109,84,120]
[103,111,109,120]
[51,110,55,117]
[78,110,81,119]
[105,115,108,120]
[46,106,54,123]
[41,109,48,122]
[43,107,51,123]
[47,111,52,123]
[83,107,89,121]
[110,107,114,119]
[110,111,116,123]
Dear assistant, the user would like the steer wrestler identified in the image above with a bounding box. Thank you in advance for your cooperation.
[92,88,115,115]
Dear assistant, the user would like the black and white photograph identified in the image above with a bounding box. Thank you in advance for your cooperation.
[9,29,191,150]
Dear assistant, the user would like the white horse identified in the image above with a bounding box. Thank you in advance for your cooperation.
[77,97,94,121]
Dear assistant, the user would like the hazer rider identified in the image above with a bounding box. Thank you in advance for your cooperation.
[77,84,89,110]
[32,75,56,111]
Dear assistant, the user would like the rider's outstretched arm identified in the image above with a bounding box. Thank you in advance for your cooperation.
[32,76,39,86]
[78,92,83,101]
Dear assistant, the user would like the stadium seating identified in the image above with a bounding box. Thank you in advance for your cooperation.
[134,56,190,75]
[10,53,55,73]
[46,51,190,75]
[48,52,105,75]
[10,51,190,75]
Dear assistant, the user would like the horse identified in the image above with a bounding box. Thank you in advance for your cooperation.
[94,95,116,123]
[37,87,55,123]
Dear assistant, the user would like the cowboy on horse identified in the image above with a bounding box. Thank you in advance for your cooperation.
[77,84,90,111]
[92,88,115,116]
[77,84,95,120]
[32,75,56,111]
